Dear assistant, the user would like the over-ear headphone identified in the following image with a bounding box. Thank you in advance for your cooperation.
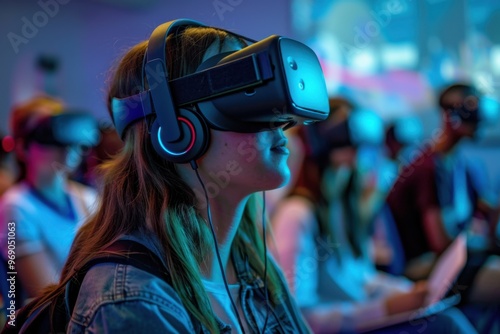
[112,19,330,163]
[111,19,210,163]
[145,19,210,163]
[146,20,214,163]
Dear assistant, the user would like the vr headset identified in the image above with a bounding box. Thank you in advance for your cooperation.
[111,19,329,163]
[449,96,500,124]
[309,109,384,154]
[25,113,100,148]
[441,84,499,125]
[306,108,385,168]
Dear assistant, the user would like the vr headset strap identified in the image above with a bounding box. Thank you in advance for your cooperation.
[112,51,273,138]
[172,51,273,106]
[112,91,154,138]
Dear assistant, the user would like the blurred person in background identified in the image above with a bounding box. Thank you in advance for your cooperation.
[372,116,424,272]
[271,98,476,333]
[382,116,424,186]
[266,97,352,216]
[73,122,124,190]
[0,95,99,302]
[386,83,500,332]
[0,133,16,197]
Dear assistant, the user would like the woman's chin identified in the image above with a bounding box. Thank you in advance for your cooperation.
[265,169,291,191]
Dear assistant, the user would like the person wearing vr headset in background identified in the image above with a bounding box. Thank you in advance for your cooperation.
[0,96,99,304]
[72,122,124,190]
[386,83,500,332]
[270,98,477,333]
[25,19,331,333]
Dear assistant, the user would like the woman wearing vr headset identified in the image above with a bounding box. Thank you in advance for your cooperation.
[271,99,477,333]
[30,21,311,333]
[0,96,98,302]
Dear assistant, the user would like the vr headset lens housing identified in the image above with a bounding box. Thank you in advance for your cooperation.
[196,36,329,132]
[448,94,499,125]
[112,28,329,138]
[28,113,99,148]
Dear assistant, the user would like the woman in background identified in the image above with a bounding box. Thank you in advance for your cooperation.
[271,99,477,333]
[0,96,98,300]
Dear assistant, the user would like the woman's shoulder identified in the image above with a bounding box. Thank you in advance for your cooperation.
[70,261,195,332]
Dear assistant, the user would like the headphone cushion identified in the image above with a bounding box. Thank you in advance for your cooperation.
[151,108,209,163]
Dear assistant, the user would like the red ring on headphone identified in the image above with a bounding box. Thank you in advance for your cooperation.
[178,116,196,153]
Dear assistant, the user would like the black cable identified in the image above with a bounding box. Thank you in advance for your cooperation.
[270,307,286,332]
[190,160,246,334]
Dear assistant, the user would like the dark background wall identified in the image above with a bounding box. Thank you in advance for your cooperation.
[0,0,292,129]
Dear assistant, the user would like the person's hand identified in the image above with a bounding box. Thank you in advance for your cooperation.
[384,280,428,315]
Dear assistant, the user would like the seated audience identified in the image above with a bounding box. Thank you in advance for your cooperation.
[271,98,477,333]
[386,83,500,332]
[0,95,99,302]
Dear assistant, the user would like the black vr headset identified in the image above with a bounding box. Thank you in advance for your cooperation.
[25,113,100,148]
[439,84,500,125]
[111,19,329,163]
[448,97,499,125]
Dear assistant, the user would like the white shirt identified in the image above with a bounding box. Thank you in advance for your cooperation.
[202,278,250,333]
[0,181,97,277]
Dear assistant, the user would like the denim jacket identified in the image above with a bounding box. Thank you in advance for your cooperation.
[67,233,310,333]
